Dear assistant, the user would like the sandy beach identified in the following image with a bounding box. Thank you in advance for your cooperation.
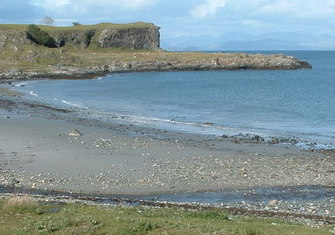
[0,87,334,197]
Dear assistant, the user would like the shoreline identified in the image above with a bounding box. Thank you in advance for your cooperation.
[4,73,334,150]
[1,90,334,193]
[0,79,334,219]
[0,51,312,82]
[1,189,335,224]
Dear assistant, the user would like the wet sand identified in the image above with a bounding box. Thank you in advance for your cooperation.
[0,91,334,196]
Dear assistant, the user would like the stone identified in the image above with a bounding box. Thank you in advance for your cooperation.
[8,178,20,186]
[268,199,279,206]
[68,129,83,137]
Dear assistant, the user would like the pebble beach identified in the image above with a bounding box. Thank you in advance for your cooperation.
[0,84,334,222]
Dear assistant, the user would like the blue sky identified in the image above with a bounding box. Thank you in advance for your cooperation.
[1,0,335,50]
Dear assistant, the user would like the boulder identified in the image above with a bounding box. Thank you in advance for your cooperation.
[68,129,83,137]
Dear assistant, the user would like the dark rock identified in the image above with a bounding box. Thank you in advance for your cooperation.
[203,122,214,126]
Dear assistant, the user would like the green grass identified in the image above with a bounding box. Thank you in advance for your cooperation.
[0,22,155,31]
[0,196,333,235]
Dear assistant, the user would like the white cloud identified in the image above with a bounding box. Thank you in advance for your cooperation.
[191,0,229,19]
[256,0,335,18]
[30,0,70,9]
[83,0,154,9]
[29,0,154,12]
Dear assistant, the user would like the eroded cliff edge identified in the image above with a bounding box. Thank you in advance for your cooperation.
[0,22,160,50]
[0,22,311,80]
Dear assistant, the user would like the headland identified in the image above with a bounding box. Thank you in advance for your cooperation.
[0,22,311,81]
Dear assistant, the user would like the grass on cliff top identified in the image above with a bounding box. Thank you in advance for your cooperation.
[0,22,156,32]
[0,195,333,235]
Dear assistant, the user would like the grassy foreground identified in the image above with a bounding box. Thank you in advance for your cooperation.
[0,195,333,235]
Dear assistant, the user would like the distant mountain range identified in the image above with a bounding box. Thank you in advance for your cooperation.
[162,32,335,51]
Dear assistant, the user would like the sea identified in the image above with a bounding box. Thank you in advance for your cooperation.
[11,51,335,149]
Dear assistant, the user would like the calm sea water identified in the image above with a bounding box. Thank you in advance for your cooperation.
[12,51,335,148]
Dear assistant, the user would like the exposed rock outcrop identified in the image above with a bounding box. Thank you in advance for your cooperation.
[98,26,160,50]
[0,52,312,81]
[0,23,161,51]
[97,53,312,73]
[51,29,96,49]
[0,32,32,48]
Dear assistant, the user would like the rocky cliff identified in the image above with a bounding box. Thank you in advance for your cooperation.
[0,23,161,50]
[51,29,96,49]
[98,26,160,50]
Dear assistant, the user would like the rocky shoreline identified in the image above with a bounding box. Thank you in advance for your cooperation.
[0,51,312,81]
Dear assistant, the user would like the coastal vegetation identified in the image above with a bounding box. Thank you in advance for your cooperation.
[0,195,333,235]
[26,24,56,48]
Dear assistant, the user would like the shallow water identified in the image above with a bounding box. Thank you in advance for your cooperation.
[1,185,334,204]
[138,186,335,204]
[10,51,335,148]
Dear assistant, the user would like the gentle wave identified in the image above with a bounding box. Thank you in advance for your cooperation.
[29,91,39,97]
[15,82,26,87]
[77,107,262,138]
[74,107,335,149]
[15,81,334,149]
[52,97,87,109]
[61,100,87,109]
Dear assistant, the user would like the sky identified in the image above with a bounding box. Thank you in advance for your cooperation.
[1,0,335,50]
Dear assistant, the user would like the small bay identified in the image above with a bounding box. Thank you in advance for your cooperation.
[13,51,335,148]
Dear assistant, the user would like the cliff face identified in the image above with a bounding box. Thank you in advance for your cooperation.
[0,23,161,51]
[51,29,96,49]
[99,26,160,50]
